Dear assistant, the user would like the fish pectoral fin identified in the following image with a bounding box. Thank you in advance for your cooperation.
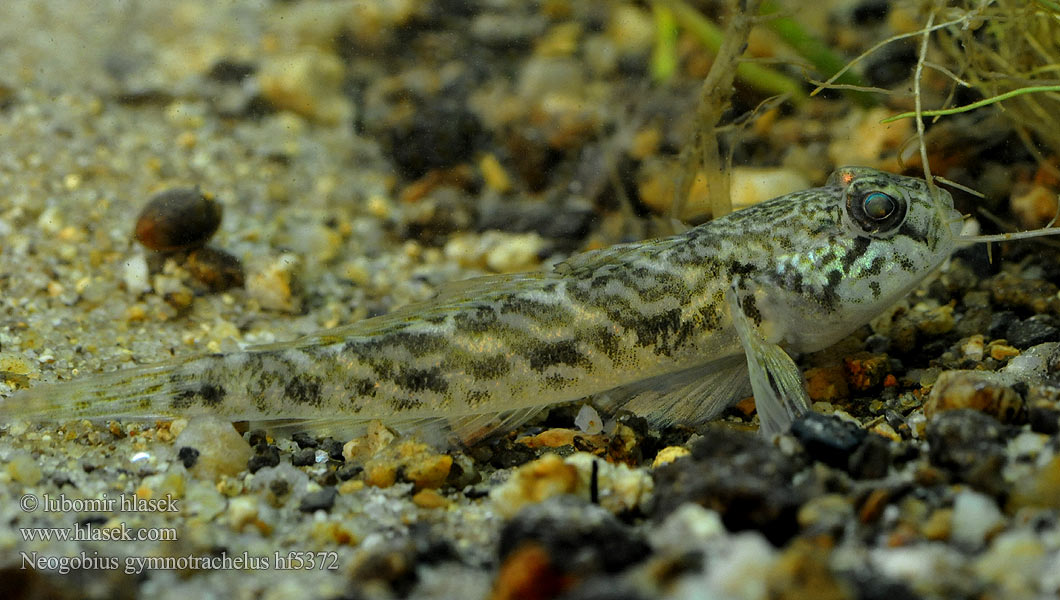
[725,281,810,436]
[597,355,750,427]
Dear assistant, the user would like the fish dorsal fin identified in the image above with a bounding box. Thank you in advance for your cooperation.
[554,238,672,276]
[249,271,552,350]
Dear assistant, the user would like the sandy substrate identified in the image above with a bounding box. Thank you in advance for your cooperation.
[5,1,1060,599]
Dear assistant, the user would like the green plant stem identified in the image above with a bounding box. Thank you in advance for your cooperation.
[652,3,679,82]
[881,85,1060,122]
[759,0,876,107]
[666,0,808,104]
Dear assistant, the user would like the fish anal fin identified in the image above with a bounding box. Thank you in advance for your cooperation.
[448,407,545,446]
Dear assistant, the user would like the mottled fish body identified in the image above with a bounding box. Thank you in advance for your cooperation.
[1,167,969,441]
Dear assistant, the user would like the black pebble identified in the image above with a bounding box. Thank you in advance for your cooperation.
[269,479,290,498]
[1028,387,1060,434]
[177,446,200,469]
[247,444,280,473]
[989,311,1019,339]
[292,432,318,448]
[298,487,338,512]
[851,0,890,25]
[1006,316,1060,349]
[489,442,537,469]
[247,429,268,447]
[383,94,484,179]
[862,41,918,88]
[848,434,892,480]
[499,496,649,574]
[926,409,1008,495]
[652,426,805,545]
[791,413,867,469]
[319,437,346,461]
[291,448,317,467]
[336,463,363,481]
[207,59,256,83]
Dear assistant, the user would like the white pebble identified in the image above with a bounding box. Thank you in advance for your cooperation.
[952,490,1003,549]
[122,253,151,294]
[574,404,603,434]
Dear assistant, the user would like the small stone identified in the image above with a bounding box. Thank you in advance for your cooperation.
[1006,316,1060,349]
[797,494,854,534]
[246,430,268,447]
[412,488,450,509]
[479,153,511,193]
[246,253,302,312]
[183,246,244,292]
[921,508,952,541]
[951,490,1003,549]
[790,412,866,469]
[989,311,1019,339]
[248,445,281,474]
[651,446,691,469]
[135,187,222,252]
[227,495,260,531]
[499,496,649,574]
[122,254,151,295]
[974,529,1047,596]
[1008,455,1060,510]
[1027,386,1060,434]
[574,404,603,434]
[805,366,850,402]
[382,93,484,179]
[990,273,1060,315]
[175,417,253,479]
[844,352,890,391]
[404,454,453,490]
[292,432,318,448]
[766,538,853,599]
[259,50,349,124]
[489,454,579,519]
[926,410,1007,495]
[6,451,42,485]
[924,370,1023,423]
[298,486,338,512]
[491,543,570,600]
[291,448,316,467]
[364,461,398,488]
[988,342,1021,361]
[177,446,200,469]
[565,452,653,515]
[335,463,362,481]
[1010,182,1059,230]
[848,433,892,479]
[653,426,804,545]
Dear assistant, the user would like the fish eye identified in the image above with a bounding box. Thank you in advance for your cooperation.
[863,192,896,220]
[846,187,906,235]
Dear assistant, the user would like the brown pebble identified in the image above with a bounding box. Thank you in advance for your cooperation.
[411,488,450,509]
[924,370,1023,423]
[184,246,245,291]
[805,366,850,402]
[843,352,889,391]
[490,543,572,600]
[135,187,222,252]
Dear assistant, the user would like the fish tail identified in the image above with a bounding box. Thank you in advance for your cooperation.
[0,355,213,423]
